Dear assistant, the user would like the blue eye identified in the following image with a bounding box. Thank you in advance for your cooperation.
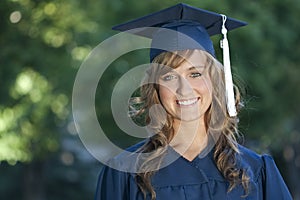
[161,74,177,81]
[190,72,202,78]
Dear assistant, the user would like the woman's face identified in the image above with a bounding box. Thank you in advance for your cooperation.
[158,50,213,124]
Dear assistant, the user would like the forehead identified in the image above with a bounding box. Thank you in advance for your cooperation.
[156,49,208,75]
[180,50,207,67]
[172,50,207,72]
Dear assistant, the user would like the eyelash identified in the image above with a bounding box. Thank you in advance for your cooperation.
[161,72,202,81]
[162,74,177,81]
[190,72,202,78]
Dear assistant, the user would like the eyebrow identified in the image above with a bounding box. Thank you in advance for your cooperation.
[188,65,205,70]
[159,65,205,76]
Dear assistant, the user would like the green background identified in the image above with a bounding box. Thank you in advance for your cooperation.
[1,0,300,199]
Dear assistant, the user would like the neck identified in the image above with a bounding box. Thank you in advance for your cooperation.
[170,118,208,161]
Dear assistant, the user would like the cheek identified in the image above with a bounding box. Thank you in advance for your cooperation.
[158,85,174,102]
[193,78,213,96]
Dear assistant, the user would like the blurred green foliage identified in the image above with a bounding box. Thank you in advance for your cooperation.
[0,0,300,199]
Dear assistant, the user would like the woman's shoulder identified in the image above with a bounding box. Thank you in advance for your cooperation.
[237,144,278,181]
[124,139,147,152]
[237,145,264,177]
[103,140,147,173]
[237,145,265,168]
[238,145,264,163]
[238,145,293,199]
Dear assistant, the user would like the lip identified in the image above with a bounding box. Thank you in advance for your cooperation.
[176,97,200,106]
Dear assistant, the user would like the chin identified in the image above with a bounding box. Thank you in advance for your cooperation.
[176,114,204,122]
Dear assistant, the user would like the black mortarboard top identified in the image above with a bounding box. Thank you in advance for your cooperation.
[112,3,247,61]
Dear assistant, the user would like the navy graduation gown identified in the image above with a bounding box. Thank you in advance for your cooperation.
[95,145,292,200]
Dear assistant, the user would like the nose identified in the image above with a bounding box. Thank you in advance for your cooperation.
[176,77,193,96]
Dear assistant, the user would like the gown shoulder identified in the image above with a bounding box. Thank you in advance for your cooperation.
[237,145,292,199]
[95,143,293,200]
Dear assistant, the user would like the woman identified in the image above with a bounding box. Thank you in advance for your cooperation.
[95,3,292,200]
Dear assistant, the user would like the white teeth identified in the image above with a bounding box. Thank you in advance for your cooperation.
[177,98,198,106]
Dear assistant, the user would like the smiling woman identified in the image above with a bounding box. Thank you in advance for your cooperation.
[95,3,292,200]
[129,48,245,199]
[157,50,213,124]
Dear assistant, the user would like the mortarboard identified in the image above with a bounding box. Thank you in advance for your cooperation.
[112,3,247,117]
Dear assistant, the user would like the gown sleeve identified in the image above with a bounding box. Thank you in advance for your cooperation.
[94,165,129,200]
[261,155,293,200]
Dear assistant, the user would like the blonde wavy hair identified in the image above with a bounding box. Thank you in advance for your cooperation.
[130,50,249,200]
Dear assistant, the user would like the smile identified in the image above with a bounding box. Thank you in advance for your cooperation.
[176,97,200,106]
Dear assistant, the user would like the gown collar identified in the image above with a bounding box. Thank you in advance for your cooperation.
[151,146,226,188]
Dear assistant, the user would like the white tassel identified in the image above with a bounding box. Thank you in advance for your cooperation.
[220,14,237,117]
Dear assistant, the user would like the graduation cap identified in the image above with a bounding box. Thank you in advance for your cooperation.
[113,3,247,117]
